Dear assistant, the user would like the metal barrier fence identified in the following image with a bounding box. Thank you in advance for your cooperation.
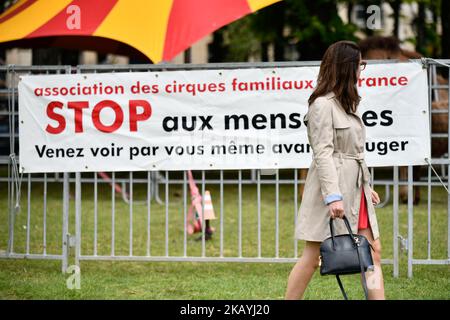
[0,60,449,278]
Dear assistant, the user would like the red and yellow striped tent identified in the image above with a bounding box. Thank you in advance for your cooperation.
[0,0,281,63]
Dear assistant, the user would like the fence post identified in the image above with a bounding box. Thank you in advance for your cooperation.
[6,66,14,255]
[61,173,70,273]
[75,172,81,267]
[407,165,414,278]
[447,67,450,263]
[393,166,399,278]
[7,156,14,255]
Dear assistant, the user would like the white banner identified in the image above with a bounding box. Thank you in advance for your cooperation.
[18,62,430,173]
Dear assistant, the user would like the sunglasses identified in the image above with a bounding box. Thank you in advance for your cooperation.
[360,61,367,71]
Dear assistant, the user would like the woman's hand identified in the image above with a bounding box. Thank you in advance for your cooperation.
[328,200,345,219]
[371,187,380,205]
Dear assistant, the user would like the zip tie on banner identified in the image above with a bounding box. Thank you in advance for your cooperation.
[420,57,429,69]
[9,153,23,214]
[425,157,450,194]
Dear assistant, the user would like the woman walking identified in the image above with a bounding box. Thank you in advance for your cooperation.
[285,41,385,300]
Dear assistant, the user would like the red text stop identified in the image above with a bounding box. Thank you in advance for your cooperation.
[45,99,152,134]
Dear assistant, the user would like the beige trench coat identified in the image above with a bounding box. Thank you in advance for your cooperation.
[295,92,380,242]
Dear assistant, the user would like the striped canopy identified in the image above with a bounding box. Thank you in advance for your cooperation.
[0,0,281,63]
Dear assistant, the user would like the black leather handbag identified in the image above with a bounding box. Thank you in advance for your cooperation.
[320,216,374,300]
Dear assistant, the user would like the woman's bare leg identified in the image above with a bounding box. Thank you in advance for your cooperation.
[358,228,385,300]
[285,241,321,300]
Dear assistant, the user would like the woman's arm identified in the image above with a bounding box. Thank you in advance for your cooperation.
[369,186,381,205]
[307,97,342,205]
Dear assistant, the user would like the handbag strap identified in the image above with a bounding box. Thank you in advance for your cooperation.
[335,249,369,300]
[329,216,354,236]
[336,275,348,300]
[330,216,370,300]
[355,240,370,300]
[328,216,355,250]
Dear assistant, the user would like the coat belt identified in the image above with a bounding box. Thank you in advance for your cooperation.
[332,151,370,188]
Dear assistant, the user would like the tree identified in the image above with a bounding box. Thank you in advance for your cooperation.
[387,0,402,38]
[209,0,448,62]
[409,0,440,57]
[286,0,357,60]
[211,0,357,62]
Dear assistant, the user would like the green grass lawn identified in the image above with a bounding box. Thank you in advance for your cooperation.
[0,170,449,299]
